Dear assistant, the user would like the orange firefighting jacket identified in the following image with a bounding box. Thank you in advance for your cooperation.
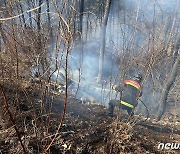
[118,80,142,109]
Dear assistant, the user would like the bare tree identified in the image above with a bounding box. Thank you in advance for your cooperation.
[17,0,26,27]
[157,39,180,120]
[79,0,84,41]
[97,0,112,82]
[46,0,52,39]
[27,0,33,27]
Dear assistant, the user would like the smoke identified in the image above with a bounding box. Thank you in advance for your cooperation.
[67,40,119,106]
[49,0,179,114]
[136,79,161,116]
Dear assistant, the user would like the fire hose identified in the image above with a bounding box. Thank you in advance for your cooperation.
[138,99,149,122]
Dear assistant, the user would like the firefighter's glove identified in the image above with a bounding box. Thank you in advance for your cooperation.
[112,85,117,90]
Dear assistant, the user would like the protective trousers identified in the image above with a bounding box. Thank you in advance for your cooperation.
[108,99,134,116]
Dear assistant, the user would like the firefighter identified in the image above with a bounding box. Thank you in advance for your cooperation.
[108,73,143,117]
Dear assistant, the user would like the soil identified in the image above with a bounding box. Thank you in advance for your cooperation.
[0,82,179,154]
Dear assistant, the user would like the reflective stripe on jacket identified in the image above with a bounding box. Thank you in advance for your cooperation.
[124,80,141,89]
[120,80,141,108]
[120,100,134,108]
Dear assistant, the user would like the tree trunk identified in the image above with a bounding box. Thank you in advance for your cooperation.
[46,0,53,45]
[157,44,180,120]
[0,23,9,51]
[27,0,33,27]
[19,1,26,27]
[37,0,45,74]
[79,0,84,41]
[46,0,51,31]
[97,0,112,82]
[37,0,42,46]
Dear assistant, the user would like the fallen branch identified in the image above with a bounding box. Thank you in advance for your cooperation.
[140,121,180,135]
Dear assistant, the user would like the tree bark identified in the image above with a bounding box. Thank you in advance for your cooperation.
[97,0,112,82]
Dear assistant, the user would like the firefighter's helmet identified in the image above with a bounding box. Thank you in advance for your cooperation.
[134,73,142,82]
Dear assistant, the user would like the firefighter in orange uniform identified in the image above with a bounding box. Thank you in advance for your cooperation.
[108,73,142,117]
